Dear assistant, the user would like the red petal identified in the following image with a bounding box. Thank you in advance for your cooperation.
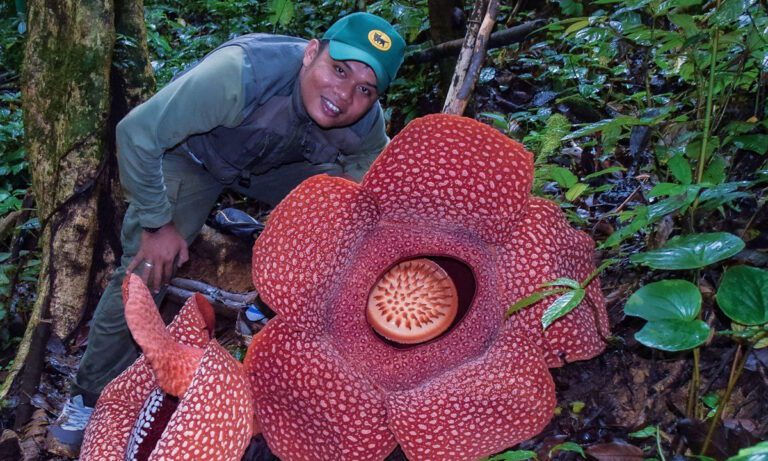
[124,274,205,396]
[499,198,609,366]
[386,328,555,461]
[244,320,397,460]
[252,175,379,331]
[150,342,254,460]
[82,286,213,458]
[362,114,532,242]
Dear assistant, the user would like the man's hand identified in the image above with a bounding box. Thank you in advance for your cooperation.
[126,223,189,293]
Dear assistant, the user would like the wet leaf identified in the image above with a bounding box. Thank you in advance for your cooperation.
[630,232,745,269]
[625,279,701,321]
[731,134,768,155]
[717,266,768,325]
[635,318,710,351]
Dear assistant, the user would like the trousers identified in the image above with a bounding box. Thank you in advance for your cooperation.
[72,150,342,406]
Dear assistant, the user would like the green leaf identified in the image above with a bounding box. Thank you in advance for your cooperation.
[717,266,768,325]
[542,278,581,290]
[549,167,578,188]
[583,166,625,180]
[565,182,589,201]
[668,153,692,184]
[507,289,567,316]
[550,441,585,457]
[268,0,294,26]
[564,18,590,36]
[564,116,647,140]
[703,155,727,185]
[625,279,702,321]
[669,13,698,37]
[726,441,768,461]
[629,425,659,438]
[635,318,711,351]
[701,392,720,410]
[731,134,768,155]
[630,232,745,270]
[487,450,538,461]
[542,289,586,329]
[648,182,688,198]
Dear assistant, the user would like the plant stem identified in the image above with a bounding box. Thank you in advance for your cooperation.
[700,344,751,455]
[686,347,701,418]
[694,3,721,186]
[656,425,667,461]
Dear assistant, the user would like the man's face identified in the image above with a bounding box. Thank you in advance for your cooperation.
[299,39,379,129]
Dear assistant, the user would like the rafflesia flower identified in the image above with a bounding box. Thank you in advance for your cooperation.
[246,114,608,460]
[81,274,254,460]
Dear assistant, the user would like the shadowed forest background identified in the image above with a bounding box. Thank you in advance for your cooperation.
[0,0,767,459]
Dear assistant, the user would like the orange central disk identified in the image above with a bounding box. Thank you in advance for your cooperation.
[366,258,459,344]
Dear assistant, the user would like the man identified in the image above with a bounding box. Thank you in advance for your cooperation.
[48,12,405,452]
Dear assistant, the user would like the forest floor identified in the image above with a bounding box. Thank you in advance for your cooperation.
[2,255,766,460]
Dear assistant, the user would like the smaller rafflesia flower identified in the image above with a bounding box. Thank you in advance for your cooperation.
[246,114,608,460]
[80,274,254,461]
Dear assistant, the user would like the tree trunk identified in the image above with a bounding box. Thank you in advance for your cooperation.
[1,0,154,427]
[443,0,499,116]
[428,0,465,96]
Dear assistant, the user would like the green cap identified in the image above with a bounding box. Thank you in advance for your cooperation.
[322,12,406,94]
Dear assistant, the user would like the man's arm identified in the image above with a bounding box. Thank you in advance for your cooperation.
[116,46,247,228]
[116,46,248,290]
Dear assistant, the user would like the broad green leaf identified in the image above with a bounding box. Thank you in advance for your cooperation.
[630,232,745,270]
[565,182,589,201]
[625,279,701,321]
[711,0,750,25]
[731,134,768,155]
[549,167,578,188]
[646,188,698,220]
[542,289,586,329]
[668,153,692,184]
[487,450,538,461]
[268,0,294,26]
[648,182,688,198]
[635,318,711,351]
[717,266,768,325]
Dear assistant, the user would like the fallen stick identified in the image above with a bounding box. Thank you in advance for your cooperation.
[405,19,544,65]
[166,277,260,319]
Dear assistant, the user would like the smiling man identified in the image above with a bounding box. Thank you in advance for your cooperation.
[47,12,405,454]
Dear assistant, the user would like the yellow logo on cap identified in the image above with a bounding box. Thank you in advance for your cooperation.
[368,30,392,51]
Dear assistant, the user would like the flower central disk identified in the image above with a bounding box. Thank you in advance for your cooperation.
[366,258,459,344]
